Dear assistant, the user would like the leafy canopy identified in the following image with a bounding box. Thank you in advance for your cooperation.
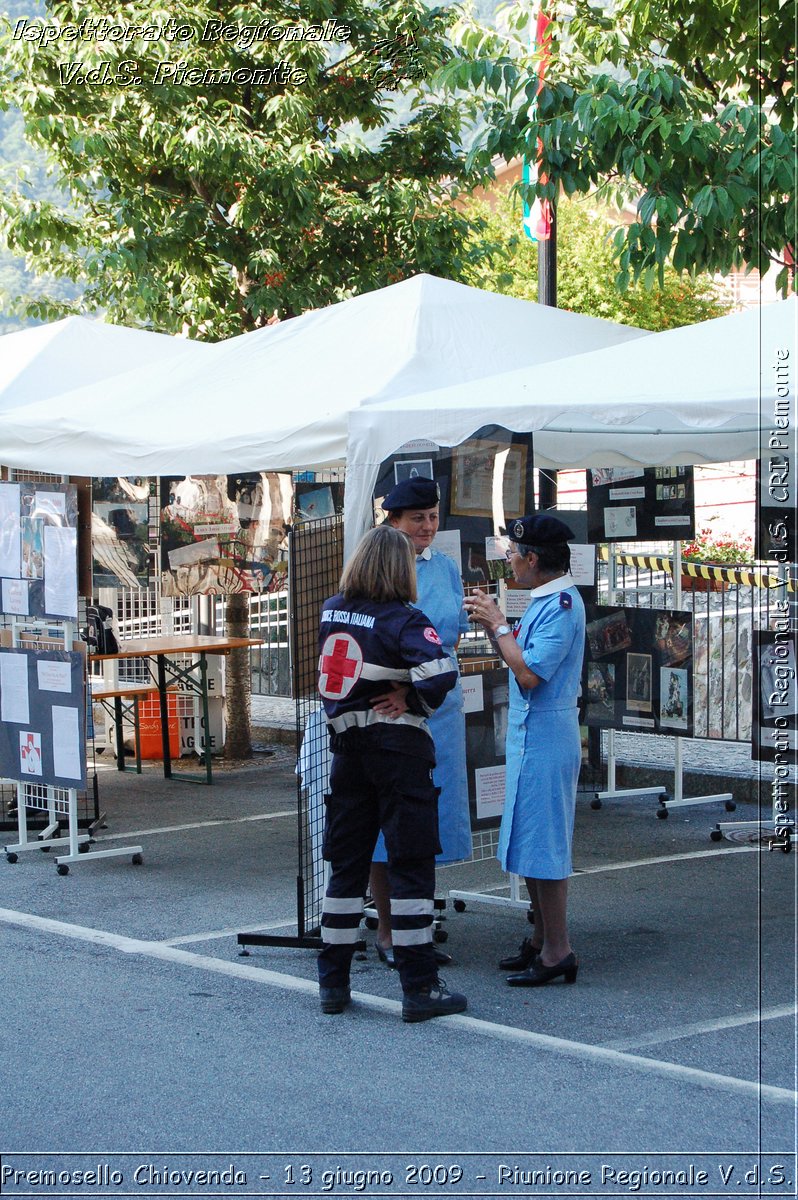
[0,0,493,335]
[443,0,796,294]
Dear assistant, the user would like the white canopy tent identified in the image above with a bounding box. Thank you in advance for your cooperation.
[0,275,646,476]
[0,316,209,415]
[344,296,797,552]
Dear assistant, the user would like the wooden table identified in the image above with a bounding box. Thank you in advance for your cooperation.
[89,635,263,784]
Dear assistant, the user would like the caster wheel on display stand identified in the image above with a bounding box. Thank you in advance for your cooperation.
[433,929,448,944]
[132,853,143,865]
[725,800,737,812]
[656,806,669,819]
[6,852,18,864]
[57,863,69,875]
[453,899,466,913]
[590,795,602,810]
[710,826,722,842]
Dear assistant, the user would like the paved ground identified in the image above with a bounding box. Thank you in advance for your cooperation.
[1,746,795,1196]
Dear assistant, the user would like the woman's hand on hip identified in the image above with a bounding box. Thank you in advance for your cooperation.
[370,683,410,719]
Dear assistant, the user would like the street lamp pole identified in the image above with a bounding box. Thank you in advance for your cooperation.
[537,206,558,509]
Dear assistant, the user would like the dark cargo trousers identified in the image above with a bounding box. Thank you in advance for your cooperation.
[318,746,440,995]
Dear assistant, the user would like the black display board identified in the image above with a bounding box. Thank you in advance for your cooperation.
[0,482,79,620]
[583,604,694,737]
[374,426,536,586]
[463,667,508,831]
[586,467,695,544]
[752,629,797,763]
[0,648,86,788]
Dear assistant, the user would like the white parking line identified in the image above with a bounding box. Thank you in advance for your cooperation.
[450,844,758,897]
[91,810,294,841]
[575,845,758,874]
[605,1004,798,1051]
[1,905,794,1108]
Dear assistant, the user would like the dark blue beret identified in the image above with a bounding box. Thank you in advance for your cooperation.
[382,477,440,511]
[503,513,575,545]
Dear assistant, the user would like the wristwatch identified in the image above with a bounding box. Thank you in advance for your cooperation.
[494,624,512,638]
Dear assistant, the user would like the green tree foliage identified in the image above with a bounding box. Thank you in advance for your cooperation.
[443,0,796,294]
[463,189,731,329]
[0,0,493,336]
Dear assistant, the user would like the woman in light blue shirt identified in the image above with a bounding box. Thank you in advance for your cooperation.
[465,513,585,988]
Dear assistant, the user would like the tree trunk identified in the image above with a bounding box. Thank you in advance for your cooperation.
[224,591,252,760]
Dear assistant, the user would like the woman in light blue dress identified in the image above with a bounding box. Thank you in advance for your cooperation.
[368,477,472,966]
[465,513,585,988]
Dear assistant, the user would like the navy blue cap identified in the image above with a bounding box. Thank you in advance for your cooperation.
[382,477,440,511]
[502,513,575,545]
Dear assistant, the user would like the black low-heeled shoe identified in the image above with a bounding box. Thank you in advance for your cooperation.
[377,942,452,968]
[498,937,543,971]
[506,951,578,987]
[376,941,396,968]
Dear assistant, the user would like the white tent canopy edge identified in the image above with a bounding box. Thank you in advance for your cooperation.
[0,275,646,476]
[343,296,797,555]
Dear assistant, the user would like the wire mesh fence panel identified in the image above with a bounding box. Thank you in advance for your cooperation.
[289,515,344,935]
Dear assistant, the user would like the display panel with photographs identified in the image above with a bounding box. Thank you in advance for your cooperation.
[92,477,152,590]
[583,604,694,737]
[586,466,695,543]
[752,629,797,762]
[160,473,292,596]
[0,481,78,620]
[373,427,536,587]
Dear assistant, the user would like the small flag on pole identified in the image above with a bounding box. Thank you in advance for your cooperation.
[522,8,553,243]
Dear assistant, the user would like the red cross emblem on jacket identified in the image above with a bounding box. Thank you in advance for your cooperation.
[318,633,363,698]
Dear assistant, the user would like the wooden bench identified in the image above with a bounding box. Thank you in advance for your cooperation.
[89,681,177,774]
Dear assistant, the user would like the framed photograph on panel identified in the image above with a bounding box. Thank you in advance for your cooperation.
[451,441,527,519]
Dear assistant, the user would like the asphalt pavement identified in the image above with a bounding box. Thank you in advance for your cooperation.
[1,745,795,1199]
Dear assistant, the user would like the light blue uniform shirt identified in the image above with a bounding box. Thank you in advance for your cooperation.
[497,578,585,880]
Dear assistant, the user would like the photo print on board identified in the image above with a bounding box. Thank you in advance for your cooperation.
[586,661,616,723]
[660,667,689,731]
[626,652,653,712]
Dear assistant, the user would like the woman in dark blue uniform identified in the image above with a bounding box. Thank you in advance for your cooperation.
[369,477,471,967]
[317,524,468,1022]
